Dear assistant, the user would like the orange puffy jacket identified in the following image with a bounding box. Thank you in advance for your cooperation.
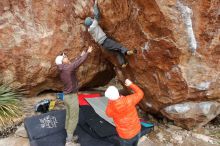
[106,83,144,139]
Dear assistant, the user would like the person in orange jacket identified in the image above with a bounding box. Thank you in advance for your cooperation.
[105,79,144,146]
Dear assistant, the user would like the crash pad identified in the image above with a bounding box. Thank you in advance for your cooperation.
[30,129,66,146]
[85,97,115,126]
[25,109,115,146]
[78,93,101,106]
[78,106,117,138]
[75,126,114,146]
[24,110,66,140]
[141,122,154,128]
[78,105,154,145]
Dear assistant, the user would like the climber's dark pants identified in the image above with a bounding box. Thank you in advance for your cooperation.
[101,38,128,65]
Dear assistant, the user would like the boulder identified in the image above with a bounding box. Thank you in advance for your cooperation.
[0,0,114,96]
[95,0,220,129]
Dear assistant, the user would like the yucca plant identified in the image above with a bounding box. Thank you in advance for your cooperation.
[0,85,23,127]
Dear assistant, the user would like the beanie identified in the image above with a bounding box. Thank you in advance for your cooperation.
[55,55,64,65]
[84,17,93,26]
[105,86,120,101]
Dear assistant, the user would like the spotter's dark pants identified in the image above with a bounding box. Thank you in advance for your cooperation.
[118,132,141,146]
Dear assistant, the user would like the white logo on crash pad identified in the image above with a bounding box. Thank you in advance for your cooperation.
[39,115,58,128]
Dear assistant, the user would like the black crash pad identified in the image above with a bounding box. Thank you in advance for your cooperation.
[25,109,114,146]
[24,110,66,140]
[77,106,153,145]
[75,126,114,146]
[78,106,117,138]
[30,129,66,146]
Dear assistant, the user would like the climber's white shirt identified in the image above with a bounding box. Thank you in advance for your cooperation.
[88,19,107,45]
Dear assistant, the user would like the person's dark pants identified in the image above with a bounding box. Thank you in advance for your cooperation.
[101,38,128,65]
[118,132,141,146]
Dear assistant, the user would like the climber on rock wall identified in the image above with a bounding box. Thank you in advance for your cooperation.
[84,0,137,68]
[55,46,93,146]
[105,79,144,146]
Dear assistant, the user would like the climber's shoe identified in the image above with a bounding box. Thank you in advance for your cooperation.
[121,63,128,68]
[126,49,137,56]
[133,49,137,54]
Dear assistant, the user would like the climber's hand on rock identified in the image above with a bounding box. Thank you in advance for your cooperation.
[80,50,86,56]
[125,79,132,86]
[95,0,98,5]
[87,46,93,53]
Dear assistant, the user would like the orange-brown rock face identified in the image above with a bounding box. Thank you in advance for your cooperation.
[0,0,219,129]
[0,0,114,96]
[94,0,220,129]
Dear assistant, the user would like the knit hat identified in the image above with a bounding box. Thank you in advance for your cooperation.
[55,55,64,65]
[84,17,93,26]
[105,86,120,101]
